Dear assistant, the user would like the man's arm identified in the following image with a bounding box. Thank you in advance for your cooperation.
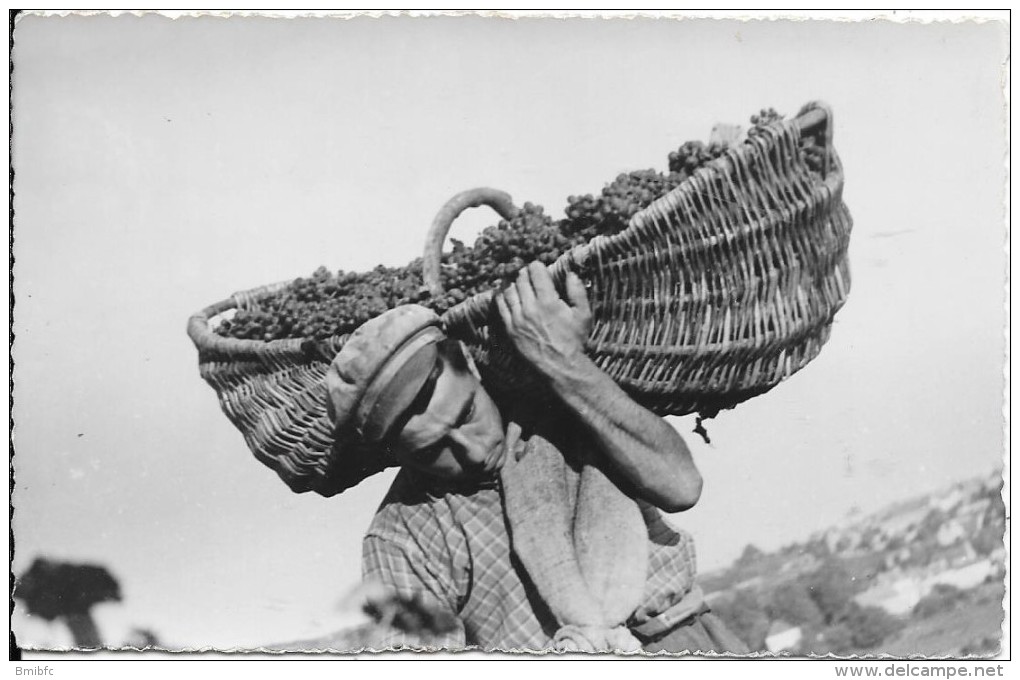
[496,262,702,513]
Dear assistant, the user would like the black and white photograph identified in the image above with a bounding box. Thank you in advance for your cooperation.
[9,10,1009,664]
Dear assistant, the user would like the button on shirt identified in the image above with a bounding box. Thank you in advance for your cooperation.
[362,462,698,651]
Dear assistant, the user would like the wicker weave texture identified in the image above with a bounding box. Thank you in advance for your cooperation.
[442,120,851,417]
[187,106,852,494]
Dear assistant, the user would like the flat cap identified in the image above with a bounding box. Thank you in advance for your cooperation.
[325,304,444,444]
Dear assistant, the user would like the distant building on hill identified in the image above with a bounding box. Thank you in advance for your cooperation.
[936,520,966,547]
[925,559,994,592]
[765,621,802,653]
[857,556,994,617]
[960,497,992,521]
[877,505,930,540]
[733,575,764,592]
[930,486,966,514]
[942,541,978,567]
[781,553,821,576]
[856,576,925,615]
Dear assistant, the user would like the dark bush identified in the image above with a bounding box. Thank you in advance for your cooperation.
[806,560,858,624]
[767,581,825,628]
[798,624,855,656]
[820,624,855,655]
[839,602,905,649]
[912,583,968,619]
[960,635,1001,657]
[710,589,770,651]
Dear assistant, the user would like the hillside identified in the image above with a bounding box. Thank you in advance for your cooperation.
[257,470,1006,656]
[701,469,1006,657]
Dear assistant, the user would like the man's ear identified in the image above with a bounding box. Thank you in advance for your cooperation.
[459,341,483,381]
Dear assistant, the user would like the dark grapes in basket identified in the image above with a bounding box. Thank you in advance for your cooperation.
[215,107,826,343]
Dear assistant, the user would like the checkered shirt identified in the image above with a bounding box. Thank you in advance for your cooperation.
[362,461,698,651]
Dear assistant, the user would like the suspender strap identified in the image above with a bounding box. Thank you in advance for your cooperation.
[631,585,709,640]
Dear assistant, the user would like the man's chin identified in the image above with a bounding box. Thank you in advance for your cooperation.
[457,459,504,482]
[419,465,497,483]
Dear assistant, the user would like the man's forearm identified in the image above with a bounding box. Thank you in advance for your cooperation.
[538,352,703,512]
[494,262,703,511]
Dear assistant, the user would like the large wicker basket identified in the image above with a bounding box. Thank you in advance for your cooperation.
[188,101,852,496]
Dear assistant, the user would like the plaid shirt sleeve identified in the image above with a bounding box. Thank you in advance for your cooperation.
[362,533,467,650]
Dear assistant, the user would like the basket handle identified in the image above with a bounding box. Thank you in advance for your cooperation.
[423,188,520,297]
[795,101,833,177]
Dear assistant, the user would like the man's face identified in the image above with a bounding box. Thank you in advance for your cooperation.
[390,343,506,480]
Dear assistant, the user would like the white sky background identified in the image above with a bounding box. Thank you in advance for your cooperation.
[10,14,1008,650]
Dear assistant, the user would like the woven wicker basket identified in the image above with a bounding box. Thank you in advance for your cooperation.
[188,101,852,496]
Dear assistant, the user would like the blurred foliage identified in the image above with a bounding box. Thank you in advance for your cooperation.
[766,581,824,628]
[960,636,1000,657]
[362,588,459,638]
[818,624,854,655]
[708,554,923,654]
[838,603,905,649]
[15,557,121,620]
[805,559,858,625]
[913,584,968,619]
[709,588,770,651]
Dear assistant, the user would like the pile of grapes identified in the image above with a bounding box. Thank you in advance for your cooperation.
[216,108,824,342]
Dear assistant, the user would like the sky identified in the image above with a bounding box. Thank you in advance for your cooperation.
[10,13,1009,651]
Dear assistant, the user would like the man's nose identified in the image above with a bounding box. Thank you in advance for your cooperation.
[447,429,490,468]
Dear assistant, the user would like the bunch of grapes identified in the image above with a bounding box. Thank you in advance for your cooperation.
[747,107,784,136]
[430,202,575,312]
[218,264,431,341]
[562,168,698,243]
[218,168,718,343]
[216,204,576,341]
[667,140,729,175]
[215,106,828,342]
[798,135,827,175]
[561,136,736,245]
[747,107,826,175]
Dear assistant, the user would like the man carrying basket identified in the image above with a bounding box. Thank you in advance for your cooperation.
[325,260,747,654]
[190,103,849,654]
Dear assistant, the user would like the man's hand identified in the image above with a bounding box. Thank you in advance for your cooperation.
[495,262,592,379]
[495,264,701,514]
